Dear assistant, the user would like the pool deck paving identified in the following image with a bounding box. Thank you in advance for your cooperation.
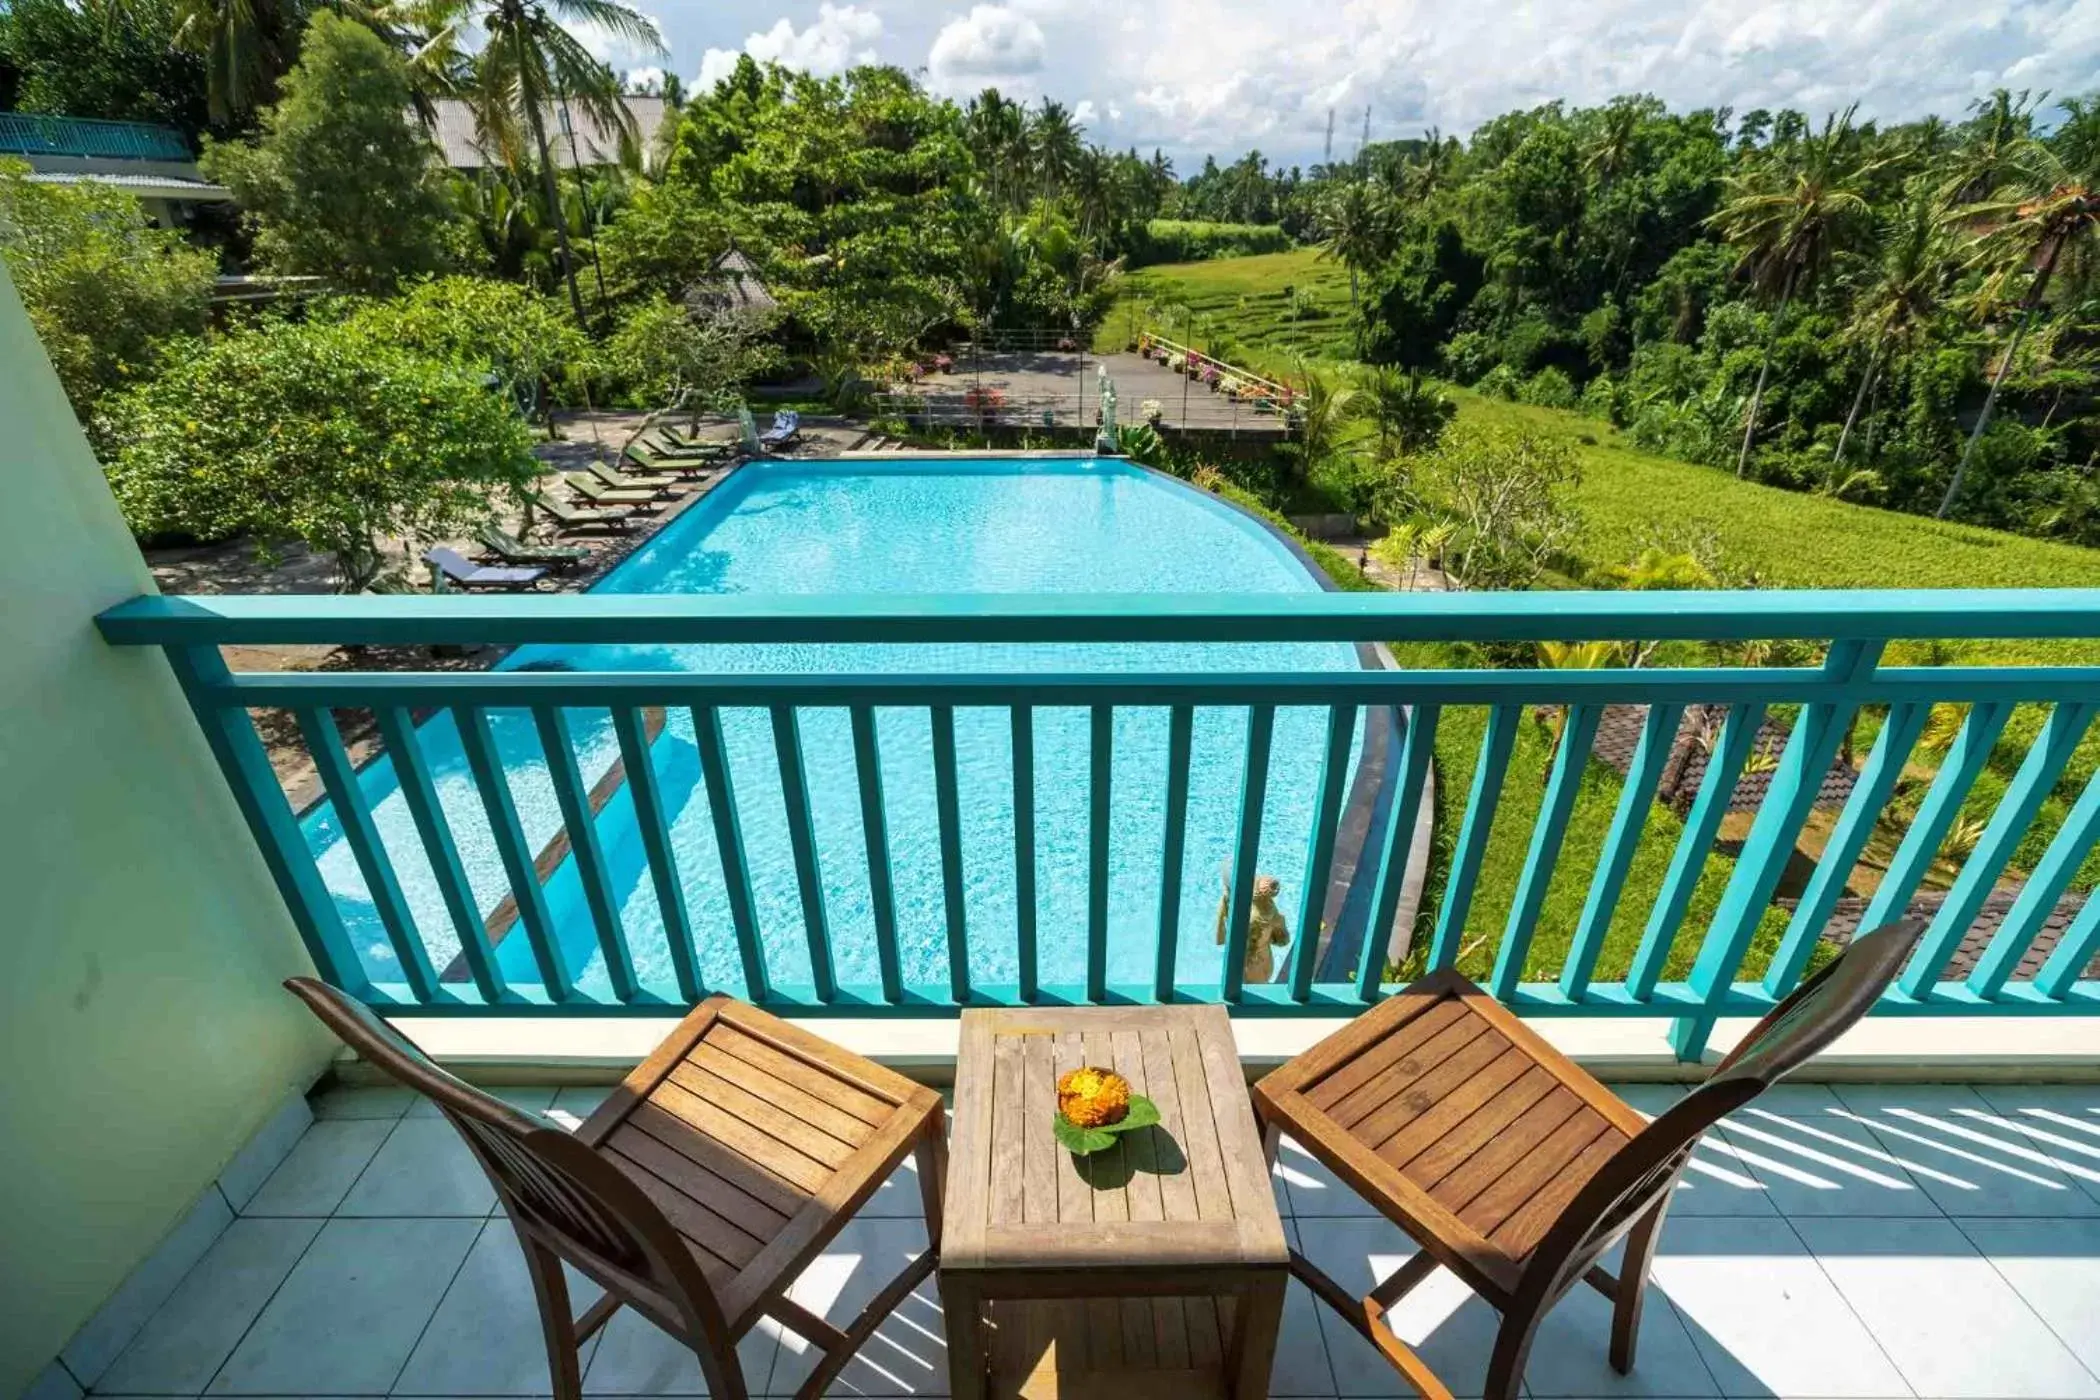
[69,1078,2100,1400]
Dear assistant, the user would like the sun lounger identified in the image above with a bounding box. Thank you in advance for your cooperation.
[625,441,728,475]
[564,473,661,510]
[757,409,801,451]
[528,489,631,533]
[475,524,590,569]
[588,460,677,493]
[424,546,547,591]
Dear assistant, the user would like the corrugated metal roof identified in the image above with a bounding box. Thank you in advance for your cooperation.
[426,97,667,169]
[23,170,232,199]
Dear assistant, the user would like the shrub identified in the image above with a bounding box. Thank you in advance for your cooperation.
[601,293,777,411]
[1412,422,1583,590]
[1475,364,1523,400]
[1129,220,1293,266]
[99,318,536,591]
[0,158,216,415]
[1579,373,1625,425]
[337,276,596,416]
[1519,366,1578,409]
[201,12,451,292]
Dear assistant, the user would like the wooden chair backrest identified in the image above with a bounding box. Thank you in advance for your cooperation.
[284,979,732,1346]
[1515,918,1927,1305]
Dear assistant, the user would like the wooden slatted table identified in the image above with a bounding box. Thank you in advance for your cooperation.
[940,1006,1289,1400]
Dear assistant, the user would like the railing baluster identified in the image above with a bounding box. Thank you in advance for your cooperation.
[1360,705,1439,999]
[297,707,438,1002]
[1904,702,2096,997]
[456,705,572,1003]
[1428,705,1518,973]
[1290,704,1358,1001]
[2034,886,2100,1000]
[1628,702,1766,999]
[1221,704,1276,1002]
[932,704,970,1004]
[1762,703,1927,998]
[1672,641,1881,1060]
[612,706,701,1003]
[1491,704,1604,1000]
[377,708,504,1003]
[163,647,368,996]
[1155,704,1194,1002]
[1561,704,1682,1002]
[1969,760,2100,998]
[1011,706,1038,1002]
[769,706,834,1002]
[850,705,903,1003]
[532,707,637,1003]
[692,705,768,1002]
[1088,704,1114,1002]
[1858,701,2013,932]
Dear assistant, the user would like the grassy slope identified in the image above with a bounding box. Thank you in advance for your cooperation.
[1127,250,2100,979]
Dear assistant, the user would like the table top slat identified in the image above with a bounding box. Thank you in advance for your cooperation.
[1053,1032,1094,1224]
[1081,1029,1129,1224]
[1022,1032,1059,1225]
[990,1032,1027,1226]
[1167,1022,1233,1224]
[1112,1029,1165,1225]
[1139,1027,1202,1226]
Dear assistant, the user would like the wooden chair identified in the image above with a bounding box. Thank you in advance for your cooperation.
[286,981,947,1400]
[1250,918,1926,1400]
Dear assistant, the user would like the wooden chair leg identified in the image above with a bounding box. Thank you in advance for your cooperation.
[1482,1301,1545,1400]
[1611,1198,1670,1374]
[516,1236,585,1400]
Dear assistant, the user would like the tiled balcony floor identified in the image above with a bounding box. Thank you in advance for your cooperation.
[88,1081,2100,1400]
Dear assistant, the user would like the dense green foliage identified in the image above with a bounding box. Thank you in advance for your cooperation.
[0,0,213,138]
[100,316,536,590]
[333,275,595,411]
[1129,220,1292,266]
[0,158,216,413]
[202,13,451,292]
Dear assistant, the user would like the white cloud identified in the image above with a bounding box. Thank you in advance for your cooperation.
[566,9,666,71]
[625,65,667,92]
[927,5,1048,91]
[696,3,883,89]
[1072,99,1097,125]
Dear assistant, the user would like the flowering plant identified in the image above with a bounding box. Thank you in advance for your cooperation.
[1140,398,1163,423]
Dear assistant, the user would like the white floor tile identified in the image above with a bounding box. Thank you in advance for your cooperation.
[1793,1215,2100,1399]
[1522,1242,1716,1399]
[1649,1216,1907,1398]
[1608,1085,1687,1118]
[208,1217,480,1395]
[311,1084,418,1120]
[546,1087,614,1133]
[21,1363,81,1400]
[1293,1217,1507,1398]
[1955,1217,2100,1380]
[394,1218,607,1395]
[1716,1111,1942,1218]
[336,1120,498,1218]
[1973,1084,2100,1119]
[95,1218,321,1396]
[770,1217,945,1397]
[241,1120,394,1218]
[63,1189,235,1387]
[1666,1129,1777,1218]
[408,1087,561,1121]
[1271,1220,1340,1398]
[217,1096,316,1212]
[1730,1083,1844,1118]
[1845,1107,2100,1218]
[1276,1138,1378,1218]
[1829,1084,1991,1116]
[859,1155,931,1218]
[580,1306,778,1395]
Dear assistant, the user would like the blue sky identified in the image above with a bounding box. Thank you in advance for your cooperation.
[573,0,2100,167]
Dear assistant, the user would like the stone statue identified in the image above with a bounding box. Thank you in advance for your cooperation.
[1216,868,1291,984]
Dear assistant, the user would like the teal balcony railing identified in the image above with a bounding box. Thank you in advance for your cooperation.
[0,113,194,161]
[97,590,2100,1059]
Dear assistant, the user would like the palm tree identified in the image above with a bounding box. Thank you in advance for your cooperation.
[1028,100,1084,203]
[1833,184,1950,466]
[114,0,303,122]
[1286,361,1361,480]
[1707,106,1882,477]
[413,0,663,323]
[1942,89,2044,206]
[1315,181,1394,352]
[1937,125,2100,518]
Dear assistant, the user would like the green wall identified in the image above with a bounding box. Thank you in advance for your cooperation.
[0,266,334,1395]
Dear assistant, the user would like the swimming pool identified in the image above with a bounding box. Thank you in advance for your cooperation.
[304,457,1374,1001]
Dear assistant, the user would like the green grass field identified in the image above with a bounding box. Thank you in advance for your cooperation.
[1139,250,2100,983]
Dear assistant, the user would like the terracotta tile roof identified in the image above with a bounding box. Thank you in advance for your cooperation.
[1591,702,1859,813]
[1777,888,2098,982]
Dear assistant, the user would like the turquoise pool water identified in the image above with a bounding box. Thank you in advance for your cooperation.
[306,458,1368,1000]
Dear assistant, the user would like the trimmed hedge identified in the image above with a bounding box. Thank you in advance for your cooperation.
[1129,219,1294,267]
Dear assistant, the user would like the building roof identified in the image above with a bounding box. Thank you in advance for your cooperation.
[426,97,668,170]
[685,246,779,317]
[22,169,232,201]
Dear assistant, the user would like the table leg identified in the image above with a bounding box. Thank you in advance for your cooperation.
[1226,1269,1287,1400]
[940,1274,987,1400]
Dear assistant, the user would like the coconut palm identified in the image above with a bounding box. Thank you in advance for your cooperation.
[1286,360,1361,480]
[410,0,663,323]
[1028,100,1084,202]
[1941,88,2044,206]
[1315,181,1395,351]
[1938,124,2100,518]
[1833,184,1951,466]
[1707,106,1882,477]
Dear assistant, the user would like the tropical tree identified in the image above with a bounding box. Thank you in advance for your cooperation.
[1358,365,1456,457]
[1833,183,1950,465]
[170,0,306,123]
[412,0,663,321]
[1028,100,1085,202]
[1284,362,1361,479]
[1708,106,1880,476]
[1938,119,2100,517]
[1314,179,1395,321]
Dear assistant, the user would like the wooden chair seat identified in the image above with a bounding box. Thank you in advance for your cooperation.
[286,984,946,1400]
[1253,922,1927,1400]
[1261,971,1647,1301]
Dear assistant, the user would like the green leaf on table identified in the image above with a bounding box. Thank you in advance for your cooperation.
[1103,1094,1161,1135]
[1053,1114,1116,1155]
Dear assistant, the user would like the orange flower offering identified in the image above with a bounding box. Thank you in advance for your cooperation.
[1056,1066,1131,1128]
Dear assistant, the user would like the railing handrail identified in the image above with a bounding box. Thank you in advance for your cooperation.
[1137,331,1296,401]
[96,588,2100,648]
[0,112,193,161]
